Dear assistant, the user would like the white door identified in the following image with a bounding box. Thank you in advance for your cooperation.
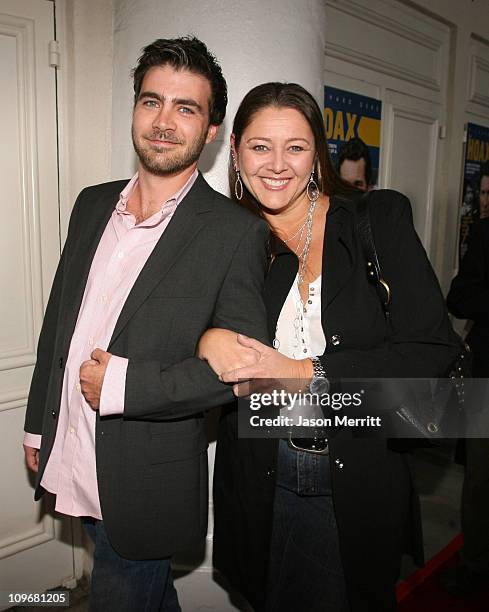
[0,0,75,605]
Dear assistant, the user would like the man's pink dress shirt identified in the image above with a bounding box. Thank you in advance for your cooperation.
[24,170,198,519]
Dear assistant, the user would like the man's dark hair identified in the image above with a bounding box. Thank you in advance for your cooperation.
[132,36,227,126]
[480,161,489,186]
[337,137,372,186]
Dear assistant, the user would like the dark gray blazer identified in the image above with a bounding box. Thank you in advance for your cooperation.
[25,173,269,559]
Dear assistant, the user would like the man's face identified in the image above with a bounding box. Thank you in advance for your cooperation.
[132,65,218,176]
[339,158,368,191]
[480,175,489,219]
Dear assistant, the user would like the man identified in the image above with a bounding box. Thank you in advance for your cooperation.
[23,37,268,611]
[444,213,489,596]
[478,161,489,219]
[337,137,372,191]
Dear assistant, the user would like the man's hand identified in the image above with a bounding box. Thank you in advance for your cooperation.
[24,445,39,473]
[80,348,112,410]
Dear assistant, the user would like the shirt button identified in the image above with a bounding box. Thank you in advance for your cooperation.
[76,383,81,391]
[88,336,94,346]
[303,348,307,353]
[69,427,75,434]
[101,294,108,303]
[307,299,312,304]
[117,251,124,259]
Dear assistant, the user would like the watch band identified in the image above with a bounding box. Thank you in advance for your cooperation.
[311,356,326,378]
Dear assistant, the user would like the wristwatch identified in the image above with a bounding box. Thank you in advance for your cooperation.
[308,357,330,394]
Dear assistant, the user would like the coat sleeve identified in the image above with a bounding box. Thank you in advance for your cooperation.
[123,218,269,421]
[24,190,84,434]
[447,221,489,321]
[321,190,460,379]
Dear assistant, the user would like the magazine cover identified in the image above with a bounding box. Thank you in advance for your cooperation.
[324,86,382,186]
[459,123,489,261]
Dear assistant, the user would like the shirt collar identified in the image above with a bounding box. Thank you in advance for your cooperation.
[116,168,199,214]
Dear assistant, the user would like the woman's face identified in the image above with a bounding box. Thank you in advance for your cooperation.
[234,106,316,213]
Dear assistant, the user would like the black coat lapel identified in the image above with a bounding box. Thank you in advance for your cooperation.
[264,197,358,336]
[322,197,357,311]
[264,237,298,338]
[108,174,212,348]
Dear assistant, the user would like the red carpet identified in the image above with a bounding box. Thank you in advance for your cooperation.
[396,535,489,611]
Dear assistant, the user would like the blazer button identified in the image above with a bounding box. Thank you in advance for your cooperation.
[331,334,341,346]
[51,410,57,418]
[335,458,344,469]
[59,357,64,368]
[266,467,275,477]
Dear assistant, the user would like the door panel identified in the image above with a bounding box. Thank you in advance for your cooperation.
[0,1,74,605]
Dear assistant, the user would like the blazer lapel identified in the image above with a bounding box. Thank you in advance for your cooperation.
[108,174,212,348]
[322,196,357,311]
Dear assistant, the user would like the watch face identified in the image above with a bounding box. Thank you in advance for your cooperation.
[309,377,330,395]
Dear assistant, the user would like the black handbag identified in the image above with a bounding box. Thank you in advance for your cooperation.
[356,192,472,439]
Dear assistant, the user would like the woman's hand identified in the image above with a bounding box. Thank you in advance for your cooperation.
[220,334,314,396]
[197,328,261,376]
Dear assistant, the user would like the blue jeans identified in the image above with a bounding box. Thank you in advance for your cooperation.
[82,519,181,612]
[266,440,350,612]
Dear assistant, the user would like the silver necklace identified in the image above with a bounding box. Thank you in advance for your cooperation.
[296,197,318,288]
[284,216,309,244]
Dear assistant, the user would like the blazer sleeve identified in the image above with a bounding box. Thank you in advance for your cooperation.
[123,218,269,421]
[447,220,489,320]
[321,190,460,379]
[24,190,84,434]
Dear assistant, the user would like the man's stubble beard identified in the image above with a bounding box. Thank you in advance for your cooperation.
[132,126,209,176]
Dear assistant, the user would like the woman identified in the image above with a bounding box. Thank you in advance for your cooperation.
[198,83,459,611]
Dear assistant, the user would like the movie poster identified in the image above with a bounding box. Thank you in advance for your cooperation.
[324,86,382,186]
[459,123,489,261]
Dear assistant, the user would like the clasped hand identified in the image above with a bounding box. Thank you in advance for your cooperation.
[197,329,312,396]
[79,348,112,410]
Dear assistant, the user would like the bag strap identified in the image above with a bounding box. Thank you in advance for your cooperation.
[356,192,392,326]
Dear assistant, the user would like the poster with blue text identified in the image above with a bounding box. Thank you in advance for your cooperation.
[324,86,382,186]
[459,123,489,261]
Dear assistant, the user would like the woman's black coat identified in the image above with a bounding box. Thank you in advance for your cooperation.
[213,190,460,612]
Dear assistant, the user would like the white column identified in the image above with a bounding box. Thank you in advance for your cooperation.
[109,1,327,609]
[111,0,327,193]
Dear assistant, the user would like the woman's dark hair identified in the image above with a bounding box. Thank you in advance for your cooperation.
[229,82,354,216]
[132,36,227,126]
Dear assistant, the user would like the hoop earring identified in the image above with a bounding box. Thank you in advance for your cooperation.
[235,170,244,201]
[307,171,319,202]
